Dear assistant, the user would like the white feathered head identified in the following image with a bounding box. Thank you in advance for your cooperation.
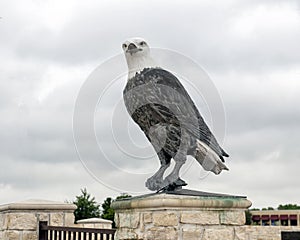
[122,37,156,79]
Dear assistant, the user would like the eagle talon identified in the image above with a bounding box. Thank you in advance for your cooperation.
[157,178,187,193]
[145,177,163,191]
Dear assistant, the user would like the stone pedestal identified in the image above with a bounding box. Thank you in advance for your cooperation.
[112,190,252,240]
[0,199,76,240]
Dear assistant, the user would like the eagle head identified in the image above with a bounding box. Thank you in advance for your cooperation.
[122,38,156,79]
[122,37,149,55]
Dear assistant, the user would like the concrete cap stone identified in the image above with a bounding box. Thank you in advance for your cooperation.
[77,218,113,224]
[0,199,77,212]
[112,193,252,210]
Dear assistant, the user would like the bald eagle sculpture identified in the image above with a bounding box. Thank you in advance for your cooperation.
[122,38,229,192]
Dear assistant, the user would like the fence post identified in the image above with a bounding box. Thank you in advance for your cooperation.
[39,221,48,240]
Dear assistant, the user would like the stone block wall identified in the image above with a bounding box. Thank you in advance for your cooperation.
[0,199,76,240]
[236,226,300,240]
[114,211,300,240]
[114,209,249,240]
[112,193,300,240]
[1,197,300,240]
[112,193,252,240]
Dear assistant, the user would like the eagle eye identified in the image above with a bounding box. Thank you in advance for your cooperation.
[122,43,127,48]
[140,41,146,46]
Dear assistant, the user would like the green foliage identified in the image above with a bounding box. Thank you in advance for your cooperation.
[116,194,132,201]
[73,188,101,222]
[101,193,131,228]
[262,207,274,210]
[250,204,300,211]
[101,197,114,221]
[245,210,252,225]
[278,204,300,210]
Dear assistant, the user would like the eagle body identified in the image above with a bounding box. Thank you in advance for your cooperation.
[122,38,229,191]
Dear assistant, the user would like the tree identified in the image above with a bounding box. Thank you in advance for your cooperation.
[101,197,114,222]
[245,210,252,225]
[101,193,131,228]
[250,208,260,211]
[73,188,101,222]
[278,204,300,210]
[262,207,274,210]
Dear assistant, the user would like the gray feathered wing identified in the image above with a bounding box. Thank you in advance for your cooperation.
[123,68,229,161]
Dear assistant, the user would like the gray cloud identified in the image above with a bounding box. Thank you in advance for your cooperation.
[9,0,300,70]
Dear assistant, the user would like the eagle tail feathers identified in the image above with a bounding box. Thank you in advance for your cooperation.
[194,140,229,175]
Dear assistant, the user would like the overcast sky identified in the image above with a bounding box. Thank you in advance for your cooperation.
[0,0,300,209]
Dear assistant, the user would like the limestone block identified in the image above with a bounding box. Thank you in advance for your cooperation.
[180,211,219,225]
[234,226,247,240]
[145,227,178,240]
[182,228,204,240]
[115,228,139,240]
[3,230,20,240]
[37,213,49,222]
[119,212,140,228]
[115,213,120,227]
[143,212,152,223]
[64,212,75,226]
[6,213,36,230]
[203,227,233,240]
[241,226,285,240]
[0,213,6,230]
[220,210,245,225]
[153,212,178,226]
[23,231,38,240]
[50,212,64,226]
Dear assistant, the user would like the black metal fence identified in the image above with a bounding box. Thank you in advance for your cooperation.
[281,231,300,240]
[39,221,116,240]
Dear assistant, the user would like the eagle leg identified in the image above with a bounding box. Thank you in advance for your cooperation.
[160,131,189,190]
[145,150,171,191]
[161,157,186,189]
[145,163,170,191]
